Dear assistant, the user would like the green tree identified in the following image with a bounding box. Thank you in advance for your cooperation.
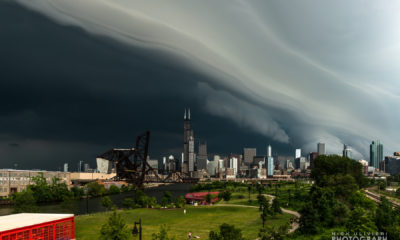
[346,206,377,233]
[87,182,106,197]
[218,190,232,202]
[28,173,53,202]
[50,176,72,201]
[101,196,114,211]
[120,185,129,192]
[163,191,172,203]
[122,198,135,209]
[11,189,37,213]
[209,223,245,240]
[152,225,175,240]
[272,198,282,215]
[108,185,121,194]
[174,196,186,208]
[71,186,84,199]
[258,223,289,240]
[161,197,169,207]
[205,194,212,204]
[311,155,367,190]
[299,202,319,234]
[396,188,400,197]
[257,195,268,211]
[100,210,130,240]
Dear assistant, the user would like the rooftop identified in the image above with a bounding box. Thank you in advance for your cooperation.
[0,213,74,232]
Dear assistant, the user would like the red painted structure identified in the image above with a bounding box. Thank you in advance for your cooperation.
[0,214,75,240]
[185,192,220,205]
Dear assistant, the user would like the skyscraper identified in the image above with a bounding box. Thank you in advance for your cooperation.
[318,143,326,155]
[370,140,383,169]
[197,142,208,170]
[342,144,352,158]
[183,108,195,173]
[63,163,68,172]
[267,145,272,158]
[295,149,301,159]
[243,148,257,165]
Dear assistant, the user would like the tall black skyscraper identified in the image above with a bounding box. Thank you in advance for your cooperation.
[197,142,208,171]
[183,109,195,173]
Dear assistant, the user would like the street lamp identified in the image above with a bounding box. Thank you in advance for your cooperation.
[132,218,142,240]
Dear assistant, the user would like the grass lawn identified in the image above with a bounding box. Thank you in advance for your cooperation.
[75,206,291,240]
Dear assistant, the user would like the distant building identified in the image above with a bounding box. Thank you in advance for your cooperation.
[267,156,274,176]
[63,163,68,172]
[267,145,272,158]
[243,148,257,165]
[183,108,195,173]
[295,157,306,170]
[197,142,208,171]
[0,169,71,197]
[309,152,318,168]
[77,160,84,172]
[207,160,217,176]
[384,154,400,175]
[295,149,301,159]
[148,159,158,170]
[229,156,238,176]
[343,144,352,158]
[84,163,90,172]
[97,157,112,174]
[358,159,369,175]
[168,155,176,172]
[253,156,265,165]
[370,140,383,169]
[225,168,235,179]
[317,143,326,155]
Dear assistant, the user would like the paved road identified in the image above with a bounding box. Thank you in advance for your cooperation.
[263,194,300,233]
[215,194,301,234]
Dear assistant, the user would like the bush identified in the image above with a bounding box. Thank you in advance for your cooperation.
[120,185,129,192]
[174,196,186,208]
[122,198,135,209]
[87,182,106,197]
[101,196,114,211]
[152,225,175,240]
[100,210,130,240]
[209,223,245,240]
[218,190,232,202]
[12,189,37,213]
[108,185,121,194]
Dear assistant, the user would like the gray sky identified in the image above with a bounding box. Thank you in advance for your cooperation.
[2,1,400,169]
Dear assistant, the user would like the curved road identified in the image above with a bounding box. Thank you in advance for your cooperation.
[215,194,300,233]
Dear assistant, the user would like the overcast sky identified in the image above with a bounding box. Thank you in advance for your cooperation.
[1,1,399,170]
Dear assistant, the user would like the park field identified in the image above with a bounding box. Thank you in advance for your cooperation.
[75,205,292,240]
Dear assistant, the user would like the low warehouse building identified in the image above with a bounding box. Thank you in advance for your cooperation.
[0,213,75,240]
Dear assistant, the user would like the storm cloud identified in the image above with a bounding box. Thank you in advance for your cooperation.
[1,1,399,169]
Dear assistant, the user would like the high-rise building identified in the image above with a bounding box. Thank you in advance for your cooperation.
[267,156,274,176]
[207,160,217,176]
[317,143,326,155]
[370,140,383,169]
[197,142,208,170]
[309,152,318,168]
[183,108,195,173]
[77,161,84,172]
[342,144,352,158]
[84,163,90,172]
[243,148,257,165]
[295,149,301,159]
[229,156,238,175]
[267,145,272,158]
[63,163,68,172]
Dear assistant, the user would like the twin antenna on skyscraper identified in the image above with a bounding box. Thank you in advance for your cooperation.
[184,108,191,120]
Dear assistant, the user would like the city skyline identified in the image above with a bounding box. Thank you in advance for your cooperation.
[1,1,399,170]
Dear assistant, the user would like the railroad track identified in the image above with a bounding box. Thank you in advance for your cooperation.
[365,190,400,207]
